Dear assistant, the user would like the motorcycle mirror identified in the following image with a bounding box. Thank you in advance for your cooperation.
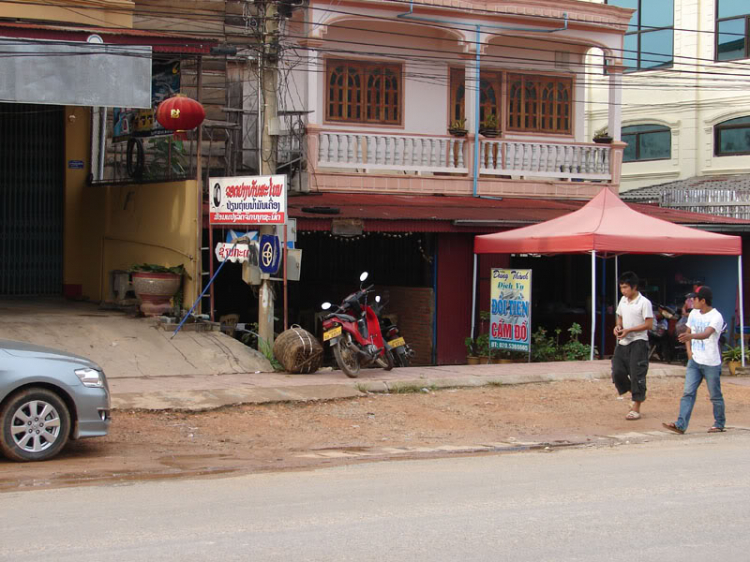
[375,295,381,303]
[321,302,332,310]
[359,271,369,283]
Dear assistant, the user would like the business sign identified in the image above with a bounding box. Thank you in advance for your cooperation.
[490,269,532,352]
[209,175,287,225]
[259,234,281,275]
[215,241,258,265]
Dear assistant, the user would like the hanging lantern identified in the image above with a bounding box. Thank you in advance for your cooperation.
[155,94,206,132]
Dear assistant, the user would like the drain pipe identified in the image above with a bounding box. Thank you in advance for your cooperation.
[396,4,568,199]
[473,25,480,198]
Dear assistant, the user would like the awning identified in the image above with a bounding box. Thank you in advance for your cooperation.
[287,192,750,234]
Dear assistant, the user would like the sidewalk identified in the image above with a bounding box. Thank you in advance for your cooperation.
[110,360,689,411]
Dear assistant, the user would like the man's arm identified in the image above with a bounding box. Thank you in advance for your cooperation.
[618,317,653,338]
[614,315,623,336]
[678,326,716,343]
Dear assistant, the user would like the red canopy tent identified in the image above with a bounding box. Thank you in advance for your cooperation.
[473,189,745,361]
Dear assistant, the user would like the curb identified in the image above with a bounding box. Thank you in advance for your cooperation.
[111,364,685,412]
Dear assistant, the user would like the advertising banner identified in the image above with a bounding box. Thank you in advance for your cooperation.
[209,175,287,225]
[490,269,532,352]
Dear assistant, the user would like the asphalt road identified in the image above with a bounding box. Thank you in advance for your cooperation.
[2,433,749,562]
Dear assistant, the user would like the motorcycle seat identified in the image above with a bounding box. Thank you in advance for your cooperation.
[332,313,357,322]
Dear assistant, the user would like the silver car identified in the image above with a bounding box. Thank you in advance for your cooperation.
[0,340,111,462]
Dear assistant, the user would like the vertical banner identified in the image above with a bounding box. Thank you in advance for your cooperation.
[490,269,532,352]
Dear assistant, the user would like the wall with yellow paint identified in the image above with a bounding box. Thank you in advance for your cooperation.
[102,180,200,307]
[62,106,199,305]
[0,0,134,28]
[63,106,107,300]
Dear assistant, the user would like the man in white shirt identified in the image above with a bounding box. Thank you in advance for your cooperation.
[663,286,726,434]
[612,271,653,420]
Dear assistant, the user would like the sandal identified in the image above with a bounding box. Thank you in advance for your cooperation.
[707,427,726,433]
[662,422,685,434]
[626,411,641,420]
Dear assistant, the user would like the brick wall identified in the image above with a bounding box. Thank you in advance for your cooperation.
[379,285,434,365]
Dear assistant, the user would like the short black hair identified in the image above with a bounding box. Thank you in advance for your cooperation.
[618,271,639,289]
[694,286,713,306]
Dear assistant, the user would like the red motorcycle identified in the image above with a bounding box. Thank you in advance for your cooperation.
[321,272,395,378]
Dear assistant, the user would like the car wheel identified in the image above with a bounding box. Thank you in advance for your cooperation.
[0,388,71,462]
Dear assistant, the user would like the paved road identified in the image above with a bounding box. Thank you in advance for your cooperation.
[2,434,749,562]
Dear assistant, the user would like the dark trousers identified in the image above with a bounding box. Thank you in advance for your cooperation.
[612,339,649,402]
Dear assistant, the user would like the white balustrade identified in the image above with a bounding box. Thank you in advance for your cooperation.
[317,132,468,174]
[479,140,612,181]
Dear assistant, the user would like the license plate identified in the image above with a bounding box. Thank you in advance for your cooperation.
[388,337,405,348]
[323,326,342,341]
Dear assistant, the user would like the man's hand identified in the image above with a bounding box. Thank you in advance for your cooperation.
[677,331,692,344]
[615,327,629,339]
[614,326,623,337]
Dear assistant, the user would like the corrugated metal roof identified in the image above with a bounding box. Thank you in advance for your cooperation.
[288,192,750,231]
[0,22,216,53]
[622,174,750,202]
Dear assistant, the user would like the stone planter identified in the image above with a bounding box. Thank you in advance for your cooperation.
[727,360,741,376]
[132,272,182,316]
[467,356,480,365]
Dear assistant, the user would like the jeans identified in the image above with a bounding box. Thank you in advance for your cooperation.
[676,359,725,431]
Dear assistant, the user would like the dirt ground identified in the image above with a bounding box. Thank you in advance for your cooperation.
[2,376,750,492]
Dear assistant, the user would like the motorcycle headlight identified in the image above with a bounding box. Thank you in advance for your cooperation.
[75,368,104,388]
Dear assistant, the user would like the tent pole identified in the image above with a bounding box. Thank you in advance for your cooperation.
[471,253,478,340]
[591,250,596,361]
[740,255,746,368]
[614,255,619,310]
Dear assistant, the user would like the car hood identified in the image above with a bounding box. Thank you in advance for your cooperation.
[0,339,101,369]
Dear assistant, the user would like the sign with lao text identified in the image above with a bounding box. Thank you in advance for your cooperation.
[215,241,258,265]
[209,175,287,225]
[490,268,532,352]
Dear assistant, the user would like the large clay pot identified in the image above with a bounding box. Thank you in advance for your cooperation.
[132,272,181,316]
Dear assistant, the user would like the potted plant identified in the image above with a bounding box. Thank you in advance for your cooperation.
[129,263,185,317]
[465,336,479,365]
[479,113,500,138]
[448,118,467,137]
[593,126,613,144]
[722,345,747,376]
[475,333,491,364]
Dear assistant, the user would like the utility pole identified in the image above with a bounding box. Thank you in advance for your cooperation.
[258,0,279,350]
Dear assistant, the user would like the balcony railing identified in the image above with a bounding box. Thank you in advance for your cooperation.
[317,132,469,174]
[308,129,619,191]
[479,140,611,181]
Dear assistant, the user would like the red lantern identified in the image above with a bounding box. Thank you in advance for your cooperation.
[155,94,206,132]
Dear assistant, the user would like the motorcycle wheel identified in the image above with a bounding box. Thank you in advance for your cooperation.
[375,348,395,371]
[333,340,361,378]
[395,349,410,368]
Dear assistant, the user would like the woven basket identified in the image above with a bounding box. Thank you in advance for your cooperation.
[273,326,324,374]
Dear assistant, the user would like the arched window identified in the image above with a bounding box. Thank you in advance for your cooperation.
[622,124,671,162]
[326,60,401,125]
[508,74,571,134]
[715,116,750,156]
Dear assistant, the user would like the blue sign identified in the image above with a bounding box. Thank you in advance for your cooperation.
[259,234,281,275]
[68,160,84,169]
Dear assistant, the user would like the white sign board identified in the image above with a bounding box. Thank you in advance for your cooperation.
[209,175,287,225]
[214,242,258,264]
